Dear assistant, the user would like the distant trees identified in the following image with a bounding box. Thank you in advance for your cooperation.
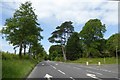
[106,33,120,57]
[49,45,63,61]
[66,32,82,60]
[48,21,74,61]
[79,19,106,58]
[1,2,45,58]
[48,19,119,61]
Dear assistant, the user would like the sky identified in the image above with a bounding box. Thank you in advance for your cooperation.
[0,0,119,54]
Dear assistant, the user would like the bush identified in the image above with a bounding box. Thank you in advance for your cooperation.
[54,57,64,61]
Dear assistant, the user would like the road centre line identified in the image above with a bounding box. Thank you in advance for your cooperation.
[50,65,56,69]
[52,66,56,69]
[50,64,74,79]
[58,70,66,75]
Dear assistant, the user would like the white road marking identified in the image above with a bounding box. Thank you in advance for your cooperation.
[86,73,102,80]
[78,65,117,74]
[42,64,44,65]
[50,65,56,69]
[55,64,58,65]
[86,70,103,75]
[44,74,53,80]
[52,66,56,69]
[86,73,97,79]
[58,70,66,75]
[99,69,117,73]
[69,77,75,80]
[27,66,37,78]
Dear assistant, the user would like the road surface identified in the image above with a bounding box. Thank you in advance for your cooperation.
[27,61,119,80]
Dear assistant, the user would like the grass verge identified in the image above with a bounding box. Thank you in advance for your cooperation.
[1,52,38,79]
[67,57,118,64]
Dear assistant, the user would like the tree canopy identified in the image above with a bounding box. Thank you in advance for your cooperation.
[1,1,43,57]
[66,32,82,60]
[79,19,106,58]
[106,33,120,57]
[49,45,63,61]
[48,21,74,61]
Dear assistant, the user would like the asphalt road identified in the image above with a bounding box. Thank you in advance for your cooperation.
[27,61,119,80]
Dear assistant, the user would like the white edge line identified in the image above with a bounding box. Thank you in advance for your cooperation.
[70,77,75,80]
[86,70,103,75]
[58,70,66,75]
[86,73,98,79]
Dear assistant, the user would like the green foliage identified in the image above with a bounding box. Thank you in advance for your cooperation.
[79,19,106,58]
[49,45,62,61]
[48,21,74,45]
[106,33,120,57]
[67,57,117,64]
[2,52,19,60]
[1,1,43,57]
[48,21,74,61]
[1,52,37,78]
[54,57,64,61]
[66,32,82,60]
[2,60,36,78]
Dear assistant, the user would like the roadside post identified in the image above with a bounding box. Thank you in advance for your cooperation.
[86,61,89,65]
[98,62,101,66]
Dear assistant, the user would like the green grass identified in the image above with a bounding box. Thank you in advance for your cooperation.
[2,59,36,78]
[67,57,118,64]
[1,52,38,79]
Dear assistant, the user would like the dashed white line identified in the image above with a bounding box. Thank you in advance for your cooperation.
[52,66,56,69]
[86,70,103,75]
[58,70,66,75]
[69,77,75,80]
[42,64,44,65]
[78,65,117,74]
[50,65,56,69]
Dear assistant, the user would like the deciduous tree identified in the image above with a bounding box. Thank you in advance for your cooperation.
[1,1,43,57]
[79,19,106,58]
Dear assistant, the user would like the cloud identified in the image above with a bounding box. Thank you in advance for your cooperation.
[1,0,118,54]
[1,0,118,26]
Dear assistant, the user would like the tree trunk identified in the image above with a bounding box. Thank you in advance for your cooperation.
[62,45,67,62]
[19,43,22,58]
[28,44,32,59]
[24,44,26,55]
[14,50,16,54]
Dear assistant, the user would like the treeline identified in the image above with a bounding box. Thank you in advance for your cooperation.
[48,19,120,61]
[0,1,48,60]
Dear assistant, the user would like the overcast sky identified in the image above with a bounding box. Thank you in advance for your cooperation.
[0,0,118,54]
